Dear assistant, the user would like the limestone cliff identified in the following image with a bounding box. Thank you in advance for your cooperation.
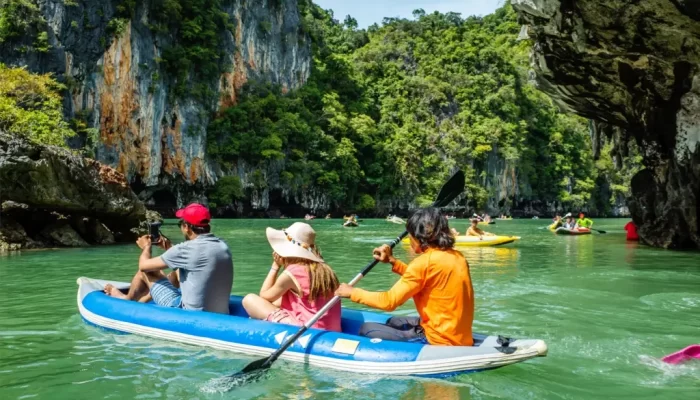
[513,0,700,248]
[0,0,311,209]
[0,132,147,251]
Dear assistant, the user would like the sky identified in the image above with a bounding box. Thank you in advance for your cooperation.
[313,0,505,28]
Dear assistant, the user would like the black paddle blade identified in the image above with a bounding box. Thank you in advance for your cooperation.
[206,357,271,392]
[240,357,272,374]
[433,170,465,208]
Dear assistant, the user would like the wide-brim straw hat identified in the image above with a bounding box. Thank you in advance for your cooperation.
[266,222,324,263]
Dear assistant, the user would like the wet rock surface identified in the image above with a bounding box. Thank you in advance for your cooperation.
[513,0,700,248]
[0,133,147,251]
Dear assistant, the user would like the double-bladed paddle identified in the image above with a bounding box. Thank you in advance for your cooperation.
[216,170,465,389]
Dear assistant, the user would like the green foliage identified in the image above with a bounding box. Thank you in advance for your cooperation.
[0,0,49,52]
[593,141,642,213]
[259,21,272,35]
[208,176,244,208]
[107,18,129,37]
[113,0,230,101]
[0,64,75,146]
[356,194,376,212]
[208,2,617,212]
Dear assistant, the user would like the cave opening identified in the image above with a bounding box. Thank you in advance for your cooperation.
[151,189,178,216]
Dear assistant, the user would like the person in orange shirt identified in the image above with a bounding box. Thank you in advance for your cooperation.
[335,207,475,346]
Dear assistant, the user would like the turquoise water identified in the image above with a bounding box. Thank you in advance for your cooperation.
[1,218,699,399]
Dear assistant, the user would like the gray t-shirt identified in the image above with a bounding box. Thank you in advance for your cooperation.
[161,234,233,314]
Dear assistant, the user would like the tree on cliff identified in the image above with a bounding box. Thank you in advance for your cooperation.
[0,64,74,146]
[208,2,605,213]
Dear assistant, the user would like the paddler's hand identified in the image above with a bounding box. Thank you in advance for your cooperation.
[335,283,353,298]
[156,235,172,250]
[373,244,395,264]
[136,235,151,249]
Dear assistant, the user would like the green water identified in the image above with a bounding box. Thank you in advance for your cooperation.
[1,219,699,399]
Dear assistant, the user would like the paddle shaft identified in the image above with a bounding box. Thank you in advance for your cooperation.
[261,231,409,366]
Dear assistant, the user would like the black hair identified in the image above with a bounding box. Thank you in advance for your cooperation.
[179,220,211,234]
[406,207,455,250]
[191,225,211,234]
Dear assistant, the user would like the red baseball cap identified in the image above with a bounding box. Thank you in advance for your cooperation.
[175,203,211,226]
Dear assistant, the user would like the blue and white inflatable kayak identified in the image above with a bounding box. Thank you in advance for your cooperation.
[77,277,547,377]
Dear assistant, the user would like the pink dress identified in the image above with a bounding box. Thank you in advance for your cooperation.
[269,264,342,332]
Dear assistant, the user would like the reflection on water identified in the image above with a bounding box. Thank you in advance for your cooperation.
[399,380,464,400]
[1,219,699,399]
[460,247,520,273]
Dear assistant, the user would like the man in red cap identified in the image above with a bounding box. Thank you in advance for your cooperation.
[104,203,233,314]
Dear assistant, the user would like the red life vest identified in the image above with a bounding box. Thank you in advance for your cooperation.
[624,221,639,241]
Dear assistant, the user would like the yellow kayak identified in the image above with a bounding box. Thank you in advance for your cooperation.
[548,222,562,231]
[403,235,520,247]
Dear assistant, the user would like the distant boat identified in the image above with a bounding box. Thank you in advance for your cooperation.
[304,214,316,221]
[386,215,405,224]
[446,215,457,220]
[343,220,359,228]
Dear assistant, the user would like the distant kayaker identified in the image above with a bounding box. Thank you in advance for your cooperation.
[466,218,495,239]
[103,203,234,314]
[242,222,341,331]
[335,207,474,345]
[624,221,639,241]
[550,214,563,229]
[576,212,594,229]
[563,215,576,229]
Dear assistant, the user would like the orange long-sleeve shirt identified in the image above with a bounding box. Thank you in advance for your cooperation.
[350,248,474,346]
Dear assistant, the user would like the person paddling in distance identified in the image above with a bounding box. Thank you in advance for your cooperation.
[466,218,495,239]
[576,212,594,229]
[103,203,234,314]
[242,222,342,331]
[335,207,475,345]
[551,214,563,229]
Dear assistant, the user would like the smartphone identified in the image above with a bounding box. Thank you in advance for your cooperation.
[148,222,162,243]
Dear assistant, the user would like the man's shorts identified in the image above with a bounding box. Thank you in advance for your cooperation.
[150,278,182,308]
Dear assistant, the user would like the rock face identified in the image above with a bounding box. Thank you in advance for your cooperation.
[0,0,311,208]
[0,133,147,250]
[513,0,700,248]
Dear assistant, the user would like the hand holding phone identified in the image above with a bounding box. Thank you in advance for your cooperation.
[148,222,163,244]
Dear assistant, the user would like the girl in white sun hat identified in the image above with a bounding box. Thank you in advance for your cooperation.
[242,222,341,331]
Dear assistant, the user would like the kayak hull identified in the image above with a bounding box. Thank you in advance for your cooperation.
[77,277,546,378]
[554,227,591,235]
[402,235,520,247]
